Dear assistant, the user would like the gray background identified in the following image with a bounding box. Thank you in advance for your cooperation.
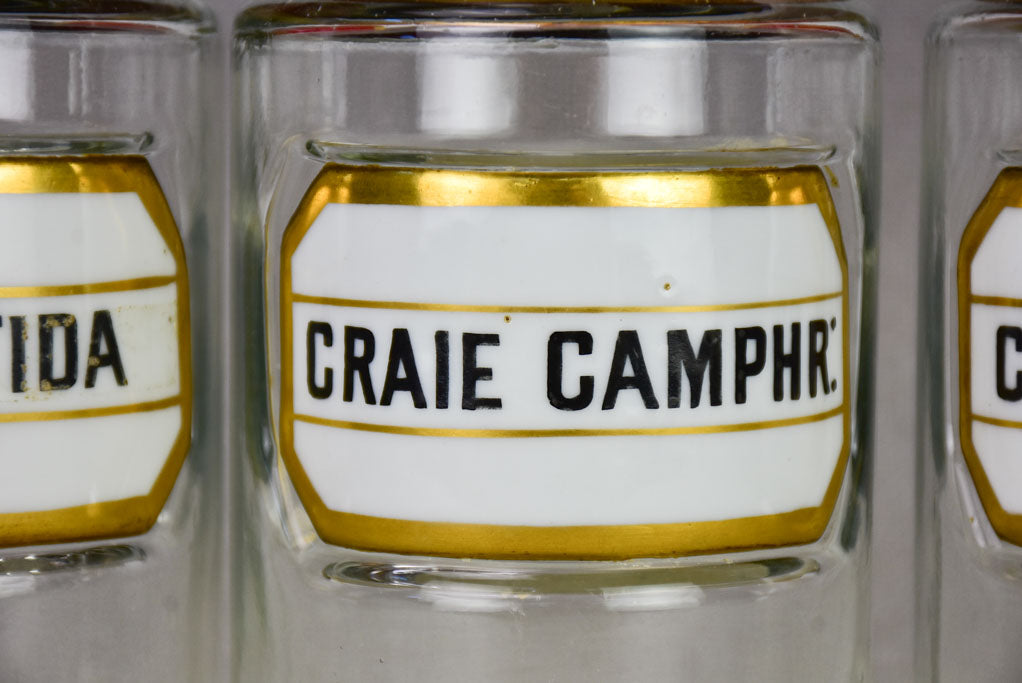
[213,1,924,680]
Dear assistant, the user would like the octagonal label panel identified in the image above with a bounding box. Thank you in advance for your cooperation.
[959,168,1022,547]
[279,165,849,560]
[0,157,191,547]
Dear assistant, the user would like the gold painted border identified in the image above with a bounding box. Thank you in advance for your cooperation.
[0,275,175,299]
[294,405,843,439]
[0,157,192,549]
[0,395,181,423]
[970,294,1022,308]
[958,167,1022,547]
[279,165,851,560]
[291,290,843,314]
[973,413,1022,430]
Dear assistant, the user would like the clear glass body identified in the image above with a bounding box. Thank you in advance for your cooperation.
[0,2,221,680]
[234,2,877,680]
[919,2,1022,680]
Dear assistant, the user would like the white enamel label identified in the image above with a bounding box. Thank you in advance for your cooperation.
[0,191,187,515]
[966,206,1022,514]
[286,202,846,528]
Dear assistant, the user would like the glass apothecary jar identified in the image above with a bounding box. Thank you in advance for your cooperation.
[919,2,1022,680]
[234,1,877,680]
[0,2,221,681]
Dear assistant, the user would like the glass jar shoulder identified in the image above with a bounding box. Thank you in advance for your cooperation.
[0,0,214,37]
[930,1,1022,47]
[236,1,874,47]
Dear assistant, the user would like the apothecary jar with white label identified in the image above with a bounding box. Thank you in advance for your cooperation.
[919,3,1022,680]
[0,1,221,681]
[234,1,877,680]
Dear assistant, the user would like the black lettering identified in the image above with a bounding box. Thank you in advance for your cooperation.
[462,333,501,410]
[808,319,832,398]
[997,325,1022,401]
[10,316,24,393]
[734,327,767,404]
[435,331,449,410]
[380,329,427,408]
[305,321,333,399]
[667,329,722,409]
[773,323,801,402]
[602,330,659,410]
[547,331,594,411]
[85,310,127,388]
[343,326,376,404]
[39,314,77,391]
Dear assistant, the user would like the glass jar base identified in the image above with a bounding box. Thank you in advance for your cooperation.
[0,543,145,598]
[0,543,145,576]
[324,555,819,612]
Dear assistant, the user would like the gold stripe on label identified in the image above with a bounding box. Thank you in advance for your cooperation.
[291,290,843,314]
[0,395,180,423]
[969,294,1022,308]
[972,414,1022,430]
[0,275,176,299]
[279,165,853,559]
[294,405,844,439]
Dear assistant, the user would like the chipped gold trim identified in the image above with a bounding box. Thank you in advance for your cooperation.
[291,290,843,314]
[0,157,192,549]
[278,165,850,560]
[959,167,1022,547]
